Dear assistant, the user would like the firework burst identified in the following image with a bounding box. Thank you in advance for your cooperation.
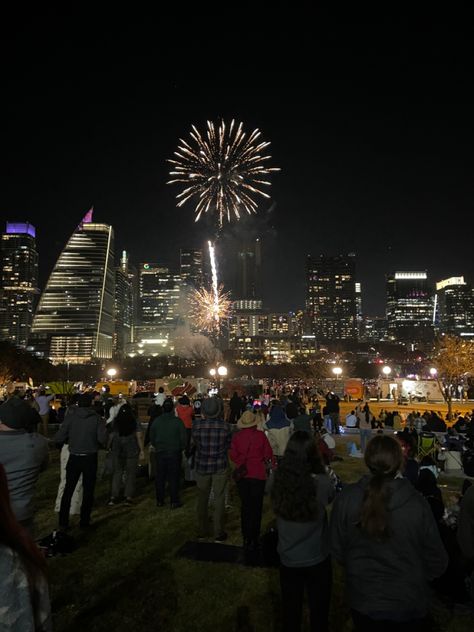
[189,284,232,334]
[168,119,280,226]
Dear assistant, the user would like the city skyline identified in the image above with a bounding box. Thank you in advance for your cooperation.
[2,18,472,316]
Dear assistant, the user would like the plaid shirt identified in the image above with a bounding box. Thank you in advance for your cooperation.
[192,417,232,474]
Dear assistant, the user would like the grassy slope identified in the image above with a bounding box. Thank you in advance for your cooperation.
[34,440,471,632]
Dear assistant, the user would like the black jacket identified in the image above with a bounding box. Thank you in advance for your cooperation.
[54,407,106,454]
[330,475,448,620]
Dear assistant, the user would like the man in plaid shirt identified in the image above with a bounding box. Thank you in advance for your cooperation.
[192,396,232,542]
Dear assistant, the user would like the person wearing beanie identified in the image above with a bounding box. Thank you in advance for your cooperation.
[54,393,107,529]
[192,396,231,542]
[264,405,291,463]
[0,397,49,529]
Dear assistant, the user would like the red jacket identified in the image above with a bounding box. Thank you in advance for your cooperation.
[230,427,274,480]
[176,404,194,429]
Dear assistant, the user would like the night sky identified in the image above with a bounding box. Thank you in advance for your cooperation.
[2,12,473,316]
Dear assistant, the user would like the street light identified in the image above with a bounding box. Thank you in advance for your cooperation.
[209,368,217,377]
[332,367,342,379]
[429,367,437,377]
[382,366,392,376]
[106,368,117,379]
[217,365,228,377]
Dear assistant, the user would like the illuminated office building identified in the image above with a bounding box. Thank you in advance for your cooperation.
[139,263,181,327]
[114,251,135,356]
[306,253,358,342]
[386,271,434,343]
[180,248,203,288]
[29,210,115,363]
[435,276,474,338]
[0,222,39,347]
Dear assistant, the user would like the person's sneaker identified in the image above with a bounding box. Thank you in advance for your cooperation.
[124,498,134,506]
[107,498,117,506]
[214,532,228,543]
[170,502,183,510]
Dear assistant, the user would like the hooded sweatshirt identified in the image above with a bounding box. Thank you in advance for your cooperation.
[54,407,106,454]
[330,475,448,621]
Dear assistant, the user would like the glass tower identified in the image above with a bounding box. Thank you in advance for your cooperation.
[306,253,358,342]
[386,272,434,343]
[0,222,39,347]
[29,211,115,363]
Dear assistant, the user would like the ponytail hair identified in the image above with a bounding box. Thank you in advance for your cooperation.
[360,435,403,540]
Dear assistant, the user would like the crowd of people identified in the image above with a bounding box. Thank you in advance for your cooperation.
[1,383,474,631]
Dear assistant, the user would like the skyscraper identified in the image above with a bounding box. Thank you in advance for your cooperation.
[0,222,39,347]
[236,237,262,300]
[29,210,115,363]
[180,248,203,288]
[386,271,434,343]
[306,253,358,342]
[139,264,181,327]
[114,251,135,356]
[435,276,474,338]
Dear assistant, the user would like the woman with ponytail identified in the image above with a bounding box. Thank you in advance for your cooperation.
[0,463,52,631]
[330,435,448,631]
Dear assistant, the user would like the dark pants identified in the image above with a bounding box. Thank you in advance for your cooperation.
[155,451,181,505]
[279,556,332,632]
[236,478,266,544]
[351,611,430,632]
[59,453,98,528]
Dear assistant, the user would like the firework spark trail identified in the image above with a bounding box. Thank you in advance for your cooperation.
[189,284,232,334]
[168,119,280,227]
[208,240,219,326]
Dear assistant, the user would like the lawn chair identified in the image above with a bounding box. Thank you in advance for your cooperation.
[417,432,438,461]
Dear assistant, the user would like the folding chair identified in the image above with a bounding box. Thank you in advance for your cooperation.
[417,432,438,460]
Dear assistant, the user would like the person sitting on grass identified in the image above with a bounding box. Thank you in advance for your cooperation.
[271,431,335,632]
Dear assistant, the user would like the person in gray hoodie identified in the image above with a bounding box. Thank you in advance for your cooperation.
[55,393,106,529]
[0,397,48,530]
[330,434,448,631]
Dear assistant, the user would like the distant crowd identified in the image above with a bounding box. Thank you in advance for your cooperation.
[1,383,474,631]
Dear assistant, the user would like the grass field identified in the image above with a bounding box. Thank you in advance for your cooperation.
[33,435,472,632]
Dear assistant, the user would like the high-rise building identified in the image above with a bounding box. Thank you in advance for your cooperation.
[0,222,39,347]
[180,248,203,288]
[28,211,115,363]
[306,253,358,342]
[435,276,474,338]
[139,264,181,327]
[236,237,262,300]
[386,271,434,343]
[114,251,135,356]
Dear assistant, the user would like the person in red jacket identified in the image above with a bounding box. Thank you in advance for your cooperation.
[176,395,195,485]
[230,410,275,563]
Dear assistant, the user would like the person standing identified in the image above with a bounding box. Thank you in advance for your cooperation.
[230,411,274,562]
[0,464,52,632]
[0,397,48,531]
[228,392,244,424]
[35,389,55,436]
[149,398,185,509]
[271,432,335,632]
[192,396,232,541]
[176,395,195,483]
[330,434,448,631]
[107,403,144,506]
[55,393,107,530]
[357,403,373,453]
[154,386,166,407]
